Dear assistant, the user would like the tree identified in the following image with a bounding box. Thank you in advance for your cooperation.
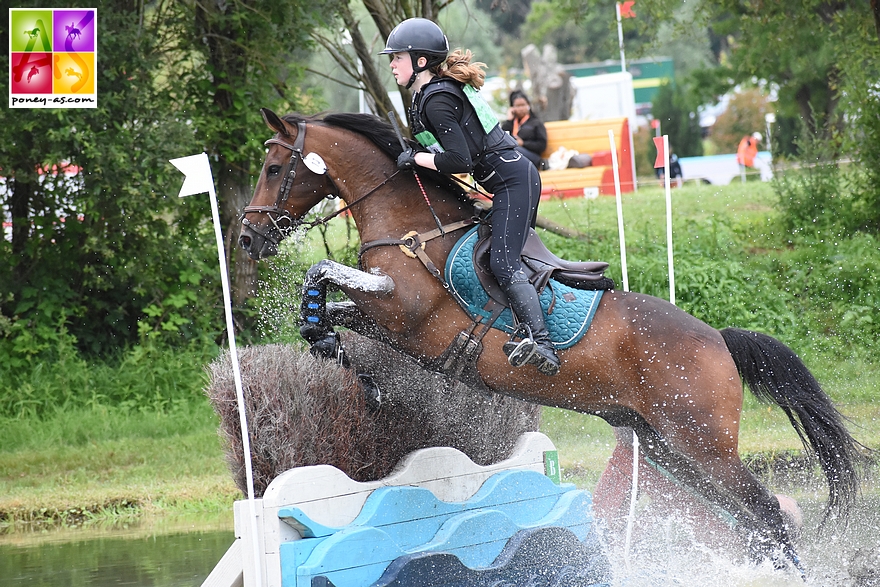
[709,88,772,154]
[650,81,703,157]
[179,0,335,309]
[0,0,218,358]
[308,0,462,125]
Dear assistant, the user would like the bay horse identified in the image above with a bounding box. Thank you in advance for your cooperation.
[239,110,864,574]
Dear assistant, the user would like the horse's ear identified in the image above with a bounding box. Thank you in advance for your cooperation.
[260,108,289,136]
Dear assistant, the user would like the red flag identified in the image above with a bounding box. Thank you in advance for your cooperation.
[619,1,636,18]
[653,136,665,168]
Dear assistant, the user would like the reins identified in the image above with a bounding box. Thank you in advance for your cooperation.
[300,171,403,230]
[243,118,485,286]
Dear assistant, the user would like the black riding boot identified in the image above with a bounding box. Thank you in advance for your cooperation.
[502,280,561,376]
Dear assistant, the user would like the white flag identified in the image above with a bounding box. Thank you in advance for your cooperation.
[170,153,214,198]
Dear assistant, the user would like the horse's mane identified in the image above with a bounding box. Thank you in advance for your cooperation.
[281,112,476,207]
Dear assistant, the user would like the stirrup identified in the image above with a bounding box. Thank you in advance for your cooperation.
[503,324,537,368]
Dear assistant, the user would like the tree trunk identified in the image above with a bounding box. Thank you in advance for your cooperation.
[197,2,260,310]
[340,4,399,119]
[217,159,258,305]
[872,0,880,43]
[321,0,449,127]
[7,135,40,283]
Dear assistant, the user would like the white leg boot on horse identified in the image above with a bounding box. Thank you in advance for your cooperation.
[501,279,560,376]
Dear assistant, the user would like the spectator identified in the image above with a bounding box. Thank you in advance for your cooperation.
[501,90,549,170]
[656,153,683,187]
[736,132,762,182]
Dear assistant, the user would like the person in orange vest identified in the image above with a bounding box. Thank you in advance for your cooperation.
[736,132,762,182]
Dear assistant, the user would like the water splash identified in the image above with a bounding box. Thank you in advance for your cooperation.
[600,496,880,586]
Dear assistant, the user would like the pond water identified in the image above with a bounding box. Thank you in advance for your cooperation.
[1,498,877,587]
[0,518,234,587]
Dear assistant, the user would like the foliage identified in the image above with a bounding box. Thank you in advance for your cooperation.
[710,88,773,153]
[0,1,224,362]
[832,9,880,234]
[0,0,344,374]
[709,88,773,154]
[0,340,218,420]
[473,0,533,35]
[649,81,704,157]
[773,132,853,235]
[771,6,880,238]
[522,0,623,64]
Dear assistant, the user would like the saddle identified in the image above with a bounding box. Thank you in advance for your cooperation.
[473,224,614,307]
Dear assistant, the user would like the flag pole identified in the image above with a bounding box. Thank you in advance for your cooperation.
[616,3,627,73]
[170,153,262,587]
[663,135,675,305]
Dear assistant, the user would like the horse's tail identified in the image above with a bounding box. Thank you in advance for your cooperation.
[719,327,866,522]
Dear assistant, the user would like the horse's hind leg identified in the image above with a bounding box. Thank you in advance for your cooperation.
[703,453,804,574]
[624,411,803,574]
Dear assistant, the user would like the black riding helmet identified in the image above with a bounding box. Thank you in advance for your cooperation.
[380,18,449,89]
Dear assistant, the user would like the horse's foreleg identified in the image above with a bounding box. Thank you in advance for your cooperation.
[300,259,395,359]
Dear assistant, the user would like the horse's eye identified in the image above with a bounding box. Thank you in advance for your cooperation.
[267,164,282,176]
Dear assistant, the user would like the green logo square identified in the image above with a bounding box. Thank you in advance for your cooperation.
[10,9,54,53]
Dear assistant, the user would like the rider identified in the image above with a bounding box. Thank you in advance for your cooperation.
[381,18,560,376]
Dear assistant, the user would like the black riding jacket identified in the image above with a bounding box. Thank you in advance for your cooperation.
[410,78,515,176]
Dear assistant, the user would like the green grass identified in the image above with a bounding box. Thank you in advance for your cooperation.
[0,402,238,532]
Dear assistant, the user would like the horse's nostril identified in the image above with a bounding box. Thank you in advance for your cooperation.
[239,235,251,250]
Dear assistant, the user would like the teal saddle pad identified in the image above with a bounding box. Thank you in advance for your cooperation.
[445,226,603,350]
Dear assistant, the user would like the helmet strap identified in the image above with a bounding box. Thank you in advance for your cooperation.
[405,70,418,90]
[406,53,429,89]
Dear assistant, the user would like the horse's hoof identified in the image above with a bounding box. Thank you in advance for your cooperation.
[300,322,329,344]
[308,333,348,367]
[358,373,381,411]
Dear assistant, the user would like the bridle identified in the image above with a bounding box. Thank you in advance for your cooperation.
[240,120,402,245]
[241,121,337,246]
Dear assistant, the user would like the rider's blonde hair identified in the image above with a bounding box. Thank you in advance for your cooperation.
[433,49,486,90]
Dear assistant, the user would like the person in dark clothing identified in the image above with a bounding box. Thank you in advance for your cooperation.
[655,153,683,187]
[501,90,548,170]
[381,18,560,376]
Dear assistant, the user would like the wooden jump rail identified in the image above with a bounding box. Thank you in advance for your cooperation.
[539,117,635,197]
[202,432,610,587]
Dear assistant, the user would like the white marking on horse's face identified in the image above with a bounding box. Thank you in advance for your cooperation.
[303,152,327,175]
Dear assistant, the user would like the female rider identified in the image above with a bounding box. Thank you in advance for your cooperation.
[381,18,559,376]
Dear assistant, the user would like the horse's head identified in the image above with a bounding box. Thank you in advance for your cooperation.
[239,109,341,260]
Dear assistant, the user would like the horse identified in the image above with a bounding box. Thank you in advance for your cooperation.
[239,109,865,574]
[65,23,82,41]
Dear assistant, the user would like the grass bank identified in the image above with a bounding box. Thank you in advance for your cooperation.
[0,402,239,533]
[2,180,878,534]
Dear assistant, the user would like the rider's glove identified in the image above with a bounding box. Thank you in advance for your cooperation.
[397,147,417,171]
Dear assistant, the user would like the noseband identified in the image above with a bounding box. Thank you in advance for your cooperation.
[241,121,340,246]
